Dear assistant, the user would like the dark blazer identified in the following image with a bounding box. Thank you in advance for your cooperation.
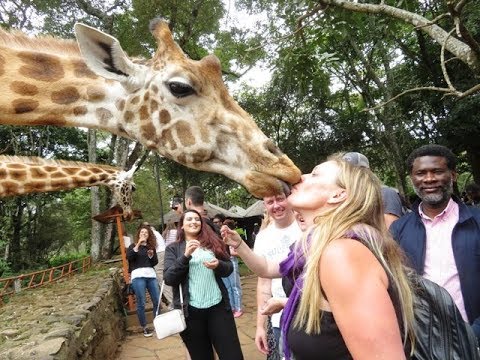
[163,240,233,317]
[390,197,480,340]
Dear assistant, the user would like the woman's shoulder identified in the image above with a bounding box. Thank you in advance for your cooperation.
[321,238,386,282]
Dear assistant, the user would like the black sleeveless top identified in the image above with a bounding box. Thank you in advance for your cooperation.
[282,260,406,360]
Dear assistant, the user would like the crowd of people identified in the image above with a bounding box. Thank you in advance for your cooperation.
[123,143,480,360]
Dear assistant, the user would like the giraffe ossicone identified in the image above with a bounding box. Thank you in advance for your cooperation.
[0,19,301,197]
[0,156,135,220]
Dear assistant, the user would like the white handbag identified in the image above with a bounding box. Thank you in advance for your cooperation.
[153,281,186,339]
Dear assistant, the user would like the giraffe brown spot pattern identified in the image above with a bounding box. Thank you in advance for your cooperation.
[9,170,27,181]
[116,99,125,111]
[176,121,195,147]
[78,170,91,177]
[159,109,171,125]
[12,99,39,114]
[33,113,66,126]
[51,171,65,179]
[141,123,156,140]
[51,86,80,105]
[73,106,88,116]
[90,168,104,174]
[63,167,80,175]
[130,96,140,105]
[51,179,70,189]
[11,81,38,96]
[152,85,159,94]
[87,86,106,102]
[18,51,64,82]
[150,100,158,113]
[191,149,212,163]
[6,164,25,169]
[44,166,57,172]
[0,169,7,179]
[144,91,150,101]
[24,181,48,193]
[96,108,113,125]
[124,111,134,123]
[177,154,187,164]
[161,128,176,151]
[139,105,149,120]
[31,167,48,178]
[2,181,20,196]
[72,60,98,79]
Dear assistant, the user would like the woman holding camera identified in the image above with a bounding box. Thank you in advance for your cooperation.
[127,224,160,337]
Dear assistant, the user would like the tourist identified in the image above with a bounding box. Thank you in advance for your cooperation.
[127,224,160,337]
[164,209,243,360]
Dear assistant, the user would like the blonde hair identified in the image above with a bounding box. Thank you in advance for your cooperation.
[260,210,272,230]
[293,156,415,349]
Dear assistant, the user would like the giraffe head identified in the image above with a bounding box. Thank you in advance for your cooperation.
[108,166,136,221]
[74,19,301,198]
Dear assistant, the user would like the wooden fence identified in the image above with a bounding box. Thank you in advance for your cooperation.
[0,256,91,304]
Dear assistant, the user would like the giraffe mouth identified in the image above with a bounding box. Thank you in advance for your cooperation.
[280,180,292,197]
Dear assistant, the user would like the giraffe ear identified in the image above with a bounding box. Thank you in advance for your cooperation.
[74,23,146,87]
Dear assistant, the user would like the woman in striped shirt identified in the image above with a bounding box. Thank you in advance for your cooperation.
[164,209,243,360]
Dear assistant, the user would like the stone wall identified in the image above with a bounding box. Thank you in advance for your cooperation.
[0,267,126,359]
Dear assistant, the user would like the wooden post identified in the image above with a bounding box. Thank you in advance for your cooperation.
[116,215,135,311]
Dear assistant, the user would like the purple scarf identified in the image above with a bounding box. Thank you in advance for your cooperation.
[279,240,307,360]
[279,231,359,360]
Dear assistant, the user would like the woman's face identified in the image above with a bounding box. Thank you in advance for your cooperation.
[182,211,202,237]
[288,161,342,211]
[138,228,149,243]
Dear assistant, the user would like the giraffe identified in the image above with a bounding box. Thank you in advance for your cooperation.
[0,19,301,198]
[0,156,136,219]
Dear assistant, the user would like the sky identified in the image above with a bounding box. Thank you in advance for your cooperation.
[221,0,272,92]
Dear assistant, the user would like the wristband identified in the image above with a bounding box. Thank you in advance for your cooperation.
[232,240,243,250]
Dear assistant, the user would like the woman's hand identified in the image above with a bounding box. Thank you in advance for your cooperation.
[220,225,242,248]
[184,240,200,257]
[260,297,288,316]
[203,258,219,269]
[147,249,154,258]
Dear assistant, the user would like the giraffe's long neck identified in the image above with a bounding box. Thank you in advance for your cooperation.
[0,156,121,196]
[0,32,129,137]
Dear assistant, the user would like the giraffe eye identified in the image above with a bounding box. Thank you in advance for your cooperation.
[168,81,196,98]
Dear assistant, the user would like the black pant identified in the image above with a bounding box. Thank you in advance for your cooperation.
[180,302,243,360]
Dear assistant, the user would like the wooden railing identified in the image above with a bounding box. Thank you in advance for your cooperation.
[0,256,92,304]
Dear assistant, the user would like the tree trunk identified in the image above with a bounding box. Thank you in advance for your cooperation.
[88,129,103,262]
[9,198,25,271]
[467,150,480,185]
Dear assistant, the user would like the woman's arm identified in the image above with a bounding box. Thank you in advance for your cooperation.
[221,226,281,278]
[149,249,159,267]
[126,244,137,260]
[163,244,190,286]
[320,239,406,360]
[213,258,233,277]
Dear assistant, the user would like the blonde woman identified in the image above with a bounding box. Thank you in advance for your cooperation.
[221,157,415,360]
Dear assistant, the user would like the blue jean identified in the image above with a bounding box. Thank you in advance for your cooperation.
[131,277,160,328]
[222,256,243,311]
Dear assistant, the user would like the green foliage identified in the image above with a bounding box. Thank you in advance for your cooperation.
[48,252,89,268]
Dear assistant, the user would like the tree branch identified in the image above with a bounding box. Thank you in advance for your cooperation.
[364,86,462,111]
[316,0,479,72]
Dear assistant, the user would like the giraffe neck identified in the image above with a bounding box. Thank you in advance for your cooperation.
[0,31,130,138]
[0,155,135,219]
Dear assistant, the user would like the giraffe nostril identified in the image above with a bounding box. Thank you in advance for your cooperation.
[265,140,283,157]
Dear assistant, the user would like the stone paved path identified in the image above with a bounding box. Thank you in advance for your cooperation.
[116,275,264,360]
